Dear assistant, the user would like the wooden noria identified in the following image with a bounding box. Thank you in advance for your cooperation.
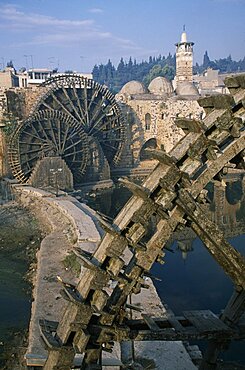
[36,75,245,369]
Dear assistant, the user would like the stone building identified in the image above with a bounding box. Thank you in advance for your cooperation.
[115,77,203,170]
[0,67,19,89]
[115,28,204,169]
[193,68,229,95]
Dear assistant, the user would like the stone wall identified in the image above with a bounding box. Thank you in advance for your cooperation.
[29,157,74,191]
[12,185,102,365]
[0,86,45,123]
[117,94,204,166]
[0,86,45,178]
[0,130,5,177]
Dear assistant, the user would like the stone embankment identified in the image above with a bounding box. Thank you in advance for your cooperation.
[13,185,198,369]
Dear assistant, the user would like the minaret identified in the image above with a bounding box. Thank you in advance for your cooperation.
[175,26,194,86]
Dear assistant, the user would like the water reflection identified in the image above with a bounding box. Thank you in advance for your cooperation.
[85,177,245,363]
[86,177,245,262]
[85,184,131,219]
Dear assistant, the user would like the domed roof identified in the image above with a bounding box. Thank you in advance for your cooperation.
[176,81,199,96]
[148,76,173,96]
[120,80,147,95]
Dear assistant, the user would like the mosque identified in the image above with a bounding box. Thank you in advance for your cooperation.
[114,29,204,174]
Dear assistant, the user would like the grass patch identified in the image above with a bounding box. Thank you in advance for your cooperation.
[63,252,81,277]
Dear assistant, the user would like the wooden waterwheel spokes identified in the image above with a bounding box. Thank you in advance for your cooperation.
[8,110,89,184]
[33,75,125,165]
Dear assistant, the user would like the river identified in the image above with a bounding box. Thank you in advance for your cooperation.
[0,202,42,369]
[85,179,245,365]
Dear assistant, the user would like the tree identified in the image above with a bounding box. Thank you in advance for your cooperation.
[143,64,175,87]
[6,60,14,68]
[162,64,175,80]
[92,64,99,81]
[91,52,245,93]
[203,51,210,69]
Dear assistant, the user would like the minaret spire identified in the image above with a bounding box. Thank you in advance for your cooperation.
[175,28,194,86]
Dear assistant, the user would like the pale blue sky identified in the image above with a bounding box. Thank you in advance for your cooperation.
[0,0,244,72]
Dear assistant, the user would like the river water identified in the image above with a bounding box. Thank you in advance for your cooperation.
[0,254,30,366]
[85,179,245,365]
[0,203,42,368]
[0,179,244,367]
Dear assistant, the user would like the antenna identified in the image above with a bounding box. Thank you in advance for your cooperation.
[183,25,186,32]
[24,55,29,70]
[24,55,34,70]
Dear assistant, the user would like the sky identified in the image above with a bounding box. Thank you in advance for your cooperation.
[0,0,244,73]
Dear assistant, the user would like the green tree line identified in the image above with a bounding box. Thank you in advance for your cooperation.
[92,51,245,93]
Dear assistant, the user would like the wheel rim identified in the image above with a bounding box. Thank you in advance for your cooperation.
[8,110,89,184]
[32,75,125,165]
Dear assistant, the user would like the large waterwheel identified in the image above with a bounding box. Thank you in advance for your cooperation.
[8,110,89,184]
[39,75,245,370]
[9,75,125,185]
[34,74,125,165]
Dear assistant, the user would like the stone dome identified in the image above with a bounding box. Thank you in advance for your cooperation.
[119,80,147,95]
[176,81,199,96]
[148,77,173,96]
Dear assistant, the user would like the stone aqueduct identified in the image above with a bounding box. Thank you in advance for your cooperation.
[1,74,245,368]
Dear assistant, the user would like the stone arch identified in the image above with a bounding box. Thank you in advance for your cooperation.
[139,138,157,160]
[145,113,151,131]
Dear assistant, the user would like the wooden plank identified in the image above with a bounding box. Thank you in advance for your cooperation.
[180,158,202,176]
[208,130,230,146]
[167,315,185,332]
[142,314,161,331]
[203,109,226,129]
[25,353,47,366]
[183,310,231,333]
[39,319,61,349]
[171,132,201,161]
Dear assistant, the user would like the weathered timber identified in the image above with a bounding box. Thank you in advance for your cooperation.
[39,76,245,369]
[176,189,245,288]
[8,75,126,186]
[200,289,245,370]
[111,310,245,342]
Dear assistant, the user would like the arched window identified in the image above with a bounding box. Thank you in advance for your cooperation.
[145,113,151,131]
[139,138,157,160]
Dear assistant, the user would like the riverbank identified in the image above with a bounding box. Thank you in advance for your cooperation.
[0,200,43,369]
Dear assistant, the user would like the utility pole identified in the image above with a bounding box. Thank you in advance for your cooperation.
[30,55,34,69]
[48,57,55,70]
[24,55,34,70]
[80,56,85,72]
[1,57,5,70]
[24,55,29,70]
